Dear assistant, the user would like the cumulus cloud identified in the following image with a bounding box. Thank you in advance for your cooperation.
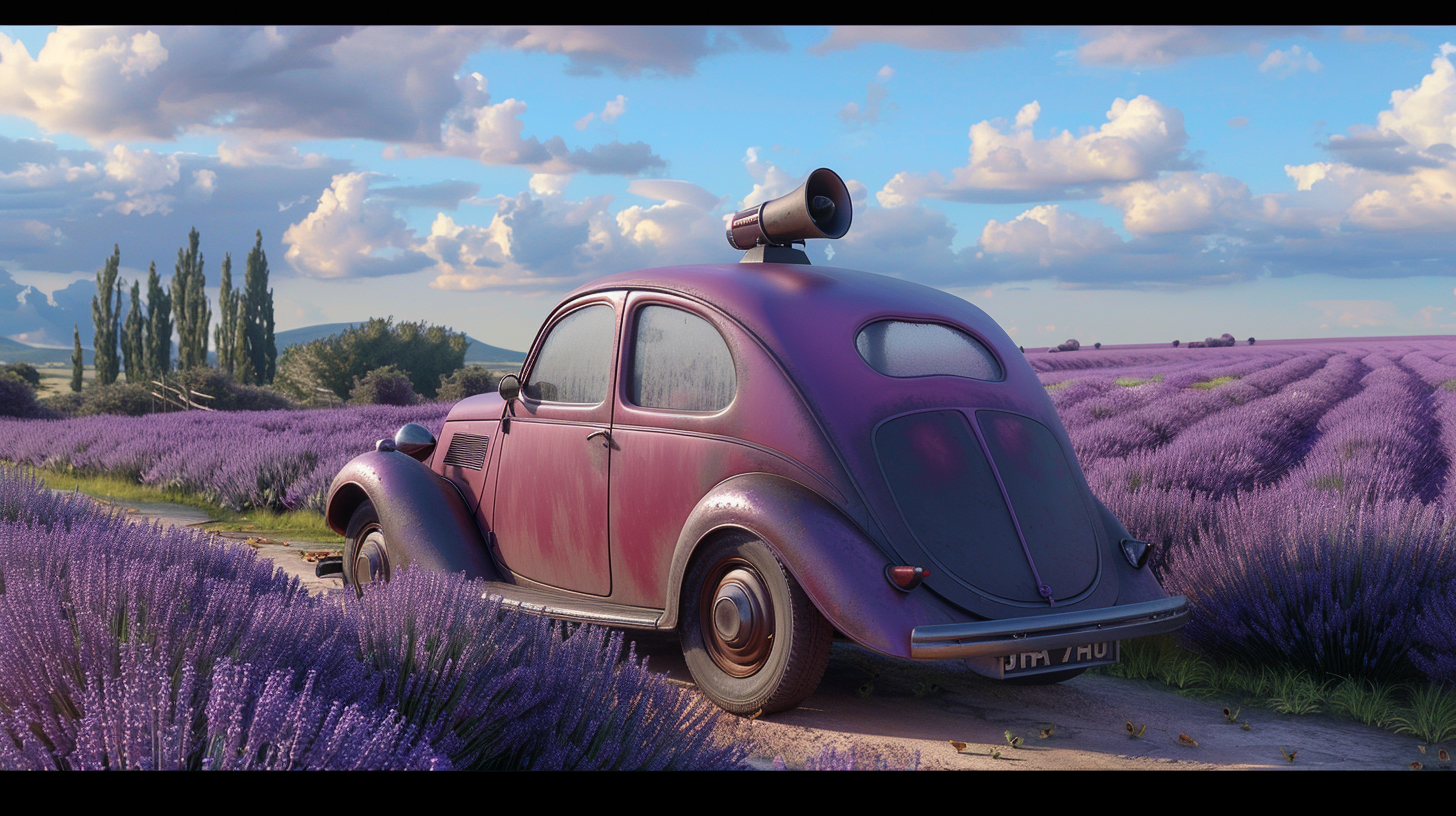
[414,73,663,175]
[478,26,789,77]
[840,66,893,125]
[1099,172,1252,235]
[810,26,1019,54]
[1076,26,1315,66]
[877,95,1192,205]
[1280,45,1456,234]
[1259,44,1322,75]
[189,169,217,199]
[978,205,1123,266]
[282,172,433,279]
[103,145,181,215]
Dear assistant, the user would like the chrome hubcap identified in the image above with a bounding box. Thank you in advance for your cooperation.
[702,560,774,677]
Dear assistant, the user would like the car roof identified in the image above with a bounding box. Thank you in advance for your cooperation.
[565,262,1016,378]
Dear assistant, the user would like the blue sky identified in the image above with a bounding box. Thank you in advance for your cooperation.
[2,25,1455,352]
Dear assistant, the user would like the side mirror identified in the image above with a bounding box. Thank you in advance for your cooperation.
[394,423,437,462]
[498,374,521,402]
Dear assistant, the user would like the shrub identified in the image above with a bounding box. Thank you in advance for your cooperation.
[0,370,45,419]
[1057,339,1081,352]
[1094,342,1102,350]
[436,367,499,403]
[350,365,418,406]
[168,366,295,412]
[1,363,40,389]
[276,318,468,402]
[80,381,154,416]
[1172,339,1180,348]
[1248,337,1257,345]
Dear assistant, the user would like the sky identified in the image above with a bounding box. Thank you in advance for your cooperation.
[2,25,1456,352]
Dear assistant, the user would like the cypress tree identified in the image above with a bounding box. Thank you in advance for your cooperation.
[171,227,210,370]
[71,324,83,392]
[145,262,172,378]
[215,253,236,376]
[240,231,276,385]
[121,279,145,382]
[91,245,122,386]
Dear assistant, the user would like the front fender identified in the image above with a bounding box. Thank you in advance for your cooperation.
[661,472,966,658]
[327,449,501,581]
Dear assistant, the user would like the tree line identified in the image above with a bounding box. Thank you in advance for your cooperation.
[75,228,277,392]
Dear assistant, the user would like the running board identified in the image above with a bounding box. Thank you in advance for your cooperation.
[481,582,665,630]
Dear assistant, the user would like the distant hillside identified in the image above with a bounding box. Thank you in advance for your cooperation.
[273,323,526,364]
[0,336,92,366]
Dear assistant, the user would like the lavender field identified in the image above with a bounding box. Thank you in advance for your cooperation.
[1,337,1454,689]
[1031,337,1456,683]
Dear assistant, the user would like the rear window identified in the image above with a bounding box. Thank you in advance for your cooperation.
[856,320,1003,381]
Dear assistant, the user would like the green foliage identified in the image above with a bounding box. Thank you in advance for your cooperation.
[79,381,155,417]
[436,366,500,402]
[145,261,172,378]
[91,245,122,386]
[350,365,419,406]
[215,253,237,376]
[1,363,40,390]
[0,370,45,418]
[1329,677,1400,729]
[1116,375,1165,387]
[171,227,210,370]
[71,324,83,393]
[121,279,145,383]
[1188,375,1239,390]
[1266,672,1325,715]
[168,366,294,412]
[1391,684,1456,745]
[238,231,277,385]
[276,317,468,402]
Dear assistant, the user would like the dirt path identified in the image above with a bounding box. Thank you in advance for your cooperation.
[105,495,1435,771]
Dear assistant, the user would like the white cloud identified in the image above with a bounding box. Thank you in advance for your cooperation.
[810,26,1018,54]
[479,26,789,77]
[282,172,431,279]
[1377,43,1456,151]
[189,168,217,199]
[978,205,1123,266]
[877,95,1190,204]
[102,144,180,215]
[738,147,802,208]
[600,95,627,124]
[0,157,100,188]
[839,68,892,126]
[1076,26,1314,66]
[1259,44,1322,75]
[1100,172,1252,235]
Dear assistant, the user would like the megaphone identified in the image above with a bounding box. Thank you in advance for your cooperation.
[726,168,852,263]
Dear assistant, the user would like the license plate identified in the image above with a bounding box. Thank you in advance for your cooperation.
[1001,641,1118,676]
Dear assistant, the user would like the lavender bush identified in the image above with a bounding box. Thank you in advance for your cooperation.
[0,466,742,770]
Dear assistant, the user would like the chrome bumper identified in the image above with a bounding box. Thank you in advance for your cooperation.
[910,596,1190,659]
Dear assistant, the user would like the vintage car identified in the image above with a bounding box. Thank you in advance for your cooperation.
[321,169,1190,715]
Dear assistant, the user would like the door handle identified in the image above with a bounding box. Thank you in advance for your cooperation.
[586,429,611,448]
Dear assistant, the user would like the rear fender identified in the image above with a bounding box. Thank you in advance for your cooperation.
[327,449,501,581]
[661,472,964,657]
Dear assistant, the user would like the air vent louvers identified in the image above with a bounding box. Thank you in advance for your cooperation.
[442,433,490,470]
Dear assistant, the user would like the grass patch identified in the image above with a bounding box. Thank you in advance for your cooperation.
[1187,375,1239,390]
[1043,379,1073,390]
[1100,636,1456,744]
[1115,374,1164,387]
[20,464,341,541]
[1443,378,1456,392]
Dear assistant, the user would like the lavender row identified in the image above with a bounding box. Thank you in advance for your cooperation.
[1279,356,1445,505]
[0,402,453,512]
[1084,351,1367,499]
[0,466,741,770]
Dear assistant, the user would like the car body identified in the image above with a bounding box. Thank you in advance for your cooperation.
[324,171,1189,715]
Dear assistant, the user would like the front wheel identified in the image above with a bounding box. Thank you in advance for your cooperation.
[343,500,395,596]
[680,534,832,716]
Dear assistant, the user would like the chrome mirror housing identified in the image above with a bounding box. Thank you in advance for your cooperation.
[498,374,521,402]
[394,423,437,462]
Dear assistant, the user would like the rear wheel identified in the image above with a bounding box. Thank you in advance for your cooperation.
[680,534,832,715]
[343,500,395,595]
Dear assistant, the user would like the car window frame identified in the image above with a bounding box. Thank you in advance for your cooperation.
[621,300,739,416]
[518,294,624,421]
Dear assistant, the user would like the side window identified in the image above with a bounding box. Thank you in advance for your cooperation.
[524,304,616,404]
[630,305,736,412]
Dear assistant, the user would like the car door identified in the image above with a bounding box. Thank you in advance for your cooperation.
[492,295,621,596]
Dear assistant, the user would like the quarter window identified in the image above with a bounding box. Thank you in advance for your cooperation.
[856,320,1003,382]
[524,304,616,404]
[630,305,736,412]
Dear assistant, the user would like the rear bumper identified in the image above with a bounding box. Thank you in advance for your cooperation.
[909,595,1190,659]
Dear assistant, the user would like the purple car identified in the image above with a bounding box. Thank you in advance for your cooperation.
[324,169,1189,715]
